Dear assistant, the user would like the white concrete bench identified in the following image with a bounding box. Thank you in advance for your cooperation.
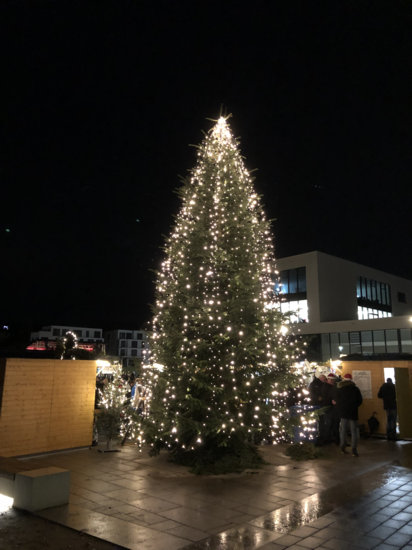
[0,457,70,512]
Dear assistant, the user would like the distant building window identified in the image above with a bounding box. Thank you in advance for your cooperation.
[357,276,392,318]
[119,332,126,339]
[398,292,407,303]
[120,340,126,348]
[131,349,137,357]
[275,267,306,296]
[94,331,101,338]
[86,330,89,337]
[74,330,82,337]
[126,333,132,339]
[131,341,138,348]
[52,328,60,337]
[280,299,308,323]
[120,349,126,356]
[136,333,143,340]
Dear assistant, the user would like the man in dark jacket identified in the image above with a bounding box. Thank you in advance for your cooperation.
[321,373,340,444]
[378,378,397,441]
[308,374,326,406]
[336,373,363,457]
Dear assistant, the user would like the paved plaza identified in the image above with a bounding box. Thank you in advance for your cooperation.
[24,440,412,550]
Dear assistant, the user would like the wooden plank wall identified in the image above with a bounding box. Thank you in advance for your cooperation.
[0,358,96,457]
[340,360,412,436]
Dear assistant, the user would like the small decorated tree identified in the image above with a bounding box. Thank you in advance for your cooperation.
[96,366,140,450]
[141,116,301,473]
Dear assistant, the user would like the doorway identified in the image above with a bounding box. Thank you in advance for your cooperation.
[394,367,412,439]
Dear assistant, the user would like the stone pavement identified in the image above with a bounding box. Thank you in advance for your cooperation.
[24,439,412,550]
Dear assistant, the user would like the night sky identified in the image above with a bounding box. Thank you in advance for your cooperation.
[2,1,412,332]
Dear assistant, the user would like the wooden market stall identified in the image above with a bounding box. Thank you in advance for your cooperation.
[0,358,97,457]
[340,358,412,439]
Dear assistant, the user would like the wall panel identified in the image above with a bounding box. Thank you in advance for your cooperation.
[0,358,96,456]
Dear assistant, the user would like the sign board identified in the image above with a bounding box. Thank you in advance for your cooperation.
[352,370,372,399]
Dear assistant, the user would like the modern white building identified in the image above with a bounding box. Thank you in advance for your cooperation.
[28,325,105,353]
[104,329,149,368]
[274,251,412,362]
[30,325,104,342]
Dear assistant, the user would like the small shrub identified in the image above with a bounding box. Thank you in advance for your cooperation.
[285,442,325,461]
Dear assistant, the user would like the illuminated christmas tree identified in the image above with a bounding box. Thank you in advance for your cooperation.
[143,116,298,473]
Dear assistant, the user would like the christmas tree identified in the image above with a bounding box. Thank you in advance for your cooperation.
[142,116,298,473]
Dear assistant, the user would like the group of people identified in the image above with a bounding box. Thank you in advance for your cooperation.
[309,372,398,457]
[309,372,363,457]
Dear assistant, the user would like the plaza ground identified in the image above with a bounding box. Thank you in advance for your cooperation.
[1,439,412,550]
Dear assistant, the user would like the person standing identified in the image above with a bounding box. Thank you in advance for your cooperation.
[336,373,363,457]
[309,374,327,406]
[322,373,340,444]
[378,378,397,441]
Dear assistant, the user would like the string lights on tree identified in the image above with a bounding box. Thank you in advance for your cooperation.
[141,115,306,473]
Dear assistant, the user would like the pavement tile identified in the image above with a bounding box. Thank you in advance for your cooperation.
[150,519,181,531]
[321,539,351,550]
[103,488,146,503]
[367,526,396,540]
[296,535,325,548]
[309,517,336,529]
[391,511,412,522]
[207,523,238,535]
[233,504,271,516]
[384,532,412,546]
[372,545,400,550]
[131,496,180,513]
[258,543,286,550]
[291,526,320,538]
[198,504,245,520]
[381,518,408,529]
[400,525,412,535]
[273,534,303,546]
[272,490,307,501]
[127,509,169,525]
[160,506,230,531]
[353,535,382,549]
[165,525,209,542]
[314,527,346,540]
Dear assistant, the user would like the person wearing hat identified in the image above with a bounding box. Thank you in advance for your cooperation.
[321,373,340,444]
[336,373,363,457]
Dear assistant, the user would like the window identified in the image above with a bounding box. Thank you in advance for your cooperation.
[120,349,126,356]
[401,329,412,353]
[126,333,132,339]
[131,341,138,348]
[136,333,143,340]
[357,276,392,319]
[131,349,137,357]
[94,331,101,338]
[386,330,399,353]
[398,292,407,304]
[86,330,89,337]
[339,333,350,356]
[74,330,82,337]
[321,334,330,362]
[361,331,373,354]
[330,333,340,359]
[373,331,385,354]
[349,332,361,354]
[119,332,126,339]
[275,267,307,296]
[52,328,60,337]
[120,340,126,348]
[280,299,308,322]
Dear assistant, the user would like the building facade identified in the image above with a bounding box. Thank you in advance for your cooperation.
[104,329,149,367]
[28,325,105,353]
[274,252,412,362]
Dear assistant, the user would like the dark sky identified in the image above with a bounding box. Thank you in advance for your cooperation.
[2,1,412,331]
